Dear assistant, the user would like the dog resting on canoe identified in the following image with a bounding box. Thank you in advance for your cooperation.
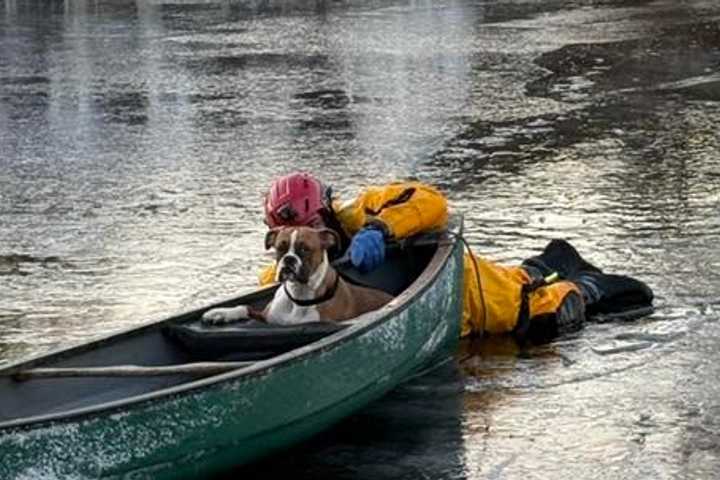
[202,226,393,325]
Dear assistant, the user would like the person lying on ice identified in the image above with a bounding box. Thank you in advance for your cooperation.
[258,172,654,341]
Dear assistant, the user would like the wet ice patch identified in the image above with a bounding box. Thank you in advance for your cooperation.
[549,75,596,102]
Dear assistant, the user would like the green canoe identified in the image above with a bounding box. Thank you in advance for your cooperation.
[0,218,464,479]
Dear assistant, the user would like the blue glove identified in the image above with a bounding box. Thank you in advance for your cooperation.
[350,227,386,273]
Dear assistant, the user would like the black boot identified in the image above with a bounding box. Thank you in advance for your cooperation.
[574,271,654,320]
[522,239,601,279]
[523,239,654,320]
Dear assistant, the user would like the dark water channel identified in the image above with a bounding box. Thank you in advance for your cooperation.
[1,0,720,478]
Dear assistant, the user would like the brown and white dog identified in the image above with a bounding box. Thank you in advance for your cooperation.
[202,226,393,325]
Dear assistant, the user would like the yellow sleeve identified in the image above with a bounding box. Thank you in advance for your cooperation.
[334,182,448,239]
[258,262,277,286]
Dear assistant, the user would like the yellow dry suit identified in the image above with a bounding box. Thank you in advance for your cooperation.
[259,181,582,338]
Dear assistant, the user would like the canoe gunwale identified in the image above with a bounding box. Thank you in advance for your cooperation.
[0,284,281,375]
[0,216,463,431]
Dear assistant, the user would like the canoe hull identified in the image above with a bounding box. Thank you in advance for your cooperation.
[0,233,463,479]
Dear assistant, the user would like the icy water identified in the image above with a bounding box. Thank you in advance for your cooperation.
[1,0,719,478]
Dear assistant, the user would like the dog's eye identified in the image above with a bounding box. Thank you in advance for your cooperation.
[295,244,307,256]
[277,242,289,254]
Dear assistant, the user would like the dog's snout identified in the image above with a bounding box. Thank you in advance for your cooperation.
[281,255,299,268]
[278,253,302,282]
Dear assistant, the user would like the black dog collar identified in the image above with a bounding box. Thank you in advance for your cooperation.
[283,272,340,307]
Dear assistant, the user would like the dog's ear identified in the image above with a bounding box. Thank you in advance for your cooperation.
[264,228,282,250]
[317,228,340,250]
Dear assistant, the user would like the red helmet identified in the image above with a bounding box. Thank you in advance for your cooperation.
[264,172,327,227]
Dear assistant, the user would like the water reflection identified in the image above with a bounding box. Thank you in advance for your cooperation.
[222,360,469,480]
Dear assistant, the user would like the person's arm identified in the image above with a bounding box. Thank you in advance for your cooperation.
[333,182,448,273]
[341,182,448,239]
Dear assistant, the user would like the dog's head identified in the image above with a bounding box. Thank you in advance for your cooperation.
[265,226,340,284]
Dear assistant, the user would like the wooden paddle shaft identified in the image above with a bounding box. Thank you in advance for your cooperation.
[9,361,255,381]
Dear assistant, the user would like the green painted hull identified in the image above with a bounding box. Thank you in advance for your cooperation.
[0,232,463,479]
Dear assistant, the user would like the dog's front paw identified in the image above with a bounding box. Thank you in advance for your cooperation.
[201,306,248,325]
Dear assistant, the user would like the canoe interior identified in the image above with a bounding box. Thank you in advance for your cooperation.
[0,242,439,426]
